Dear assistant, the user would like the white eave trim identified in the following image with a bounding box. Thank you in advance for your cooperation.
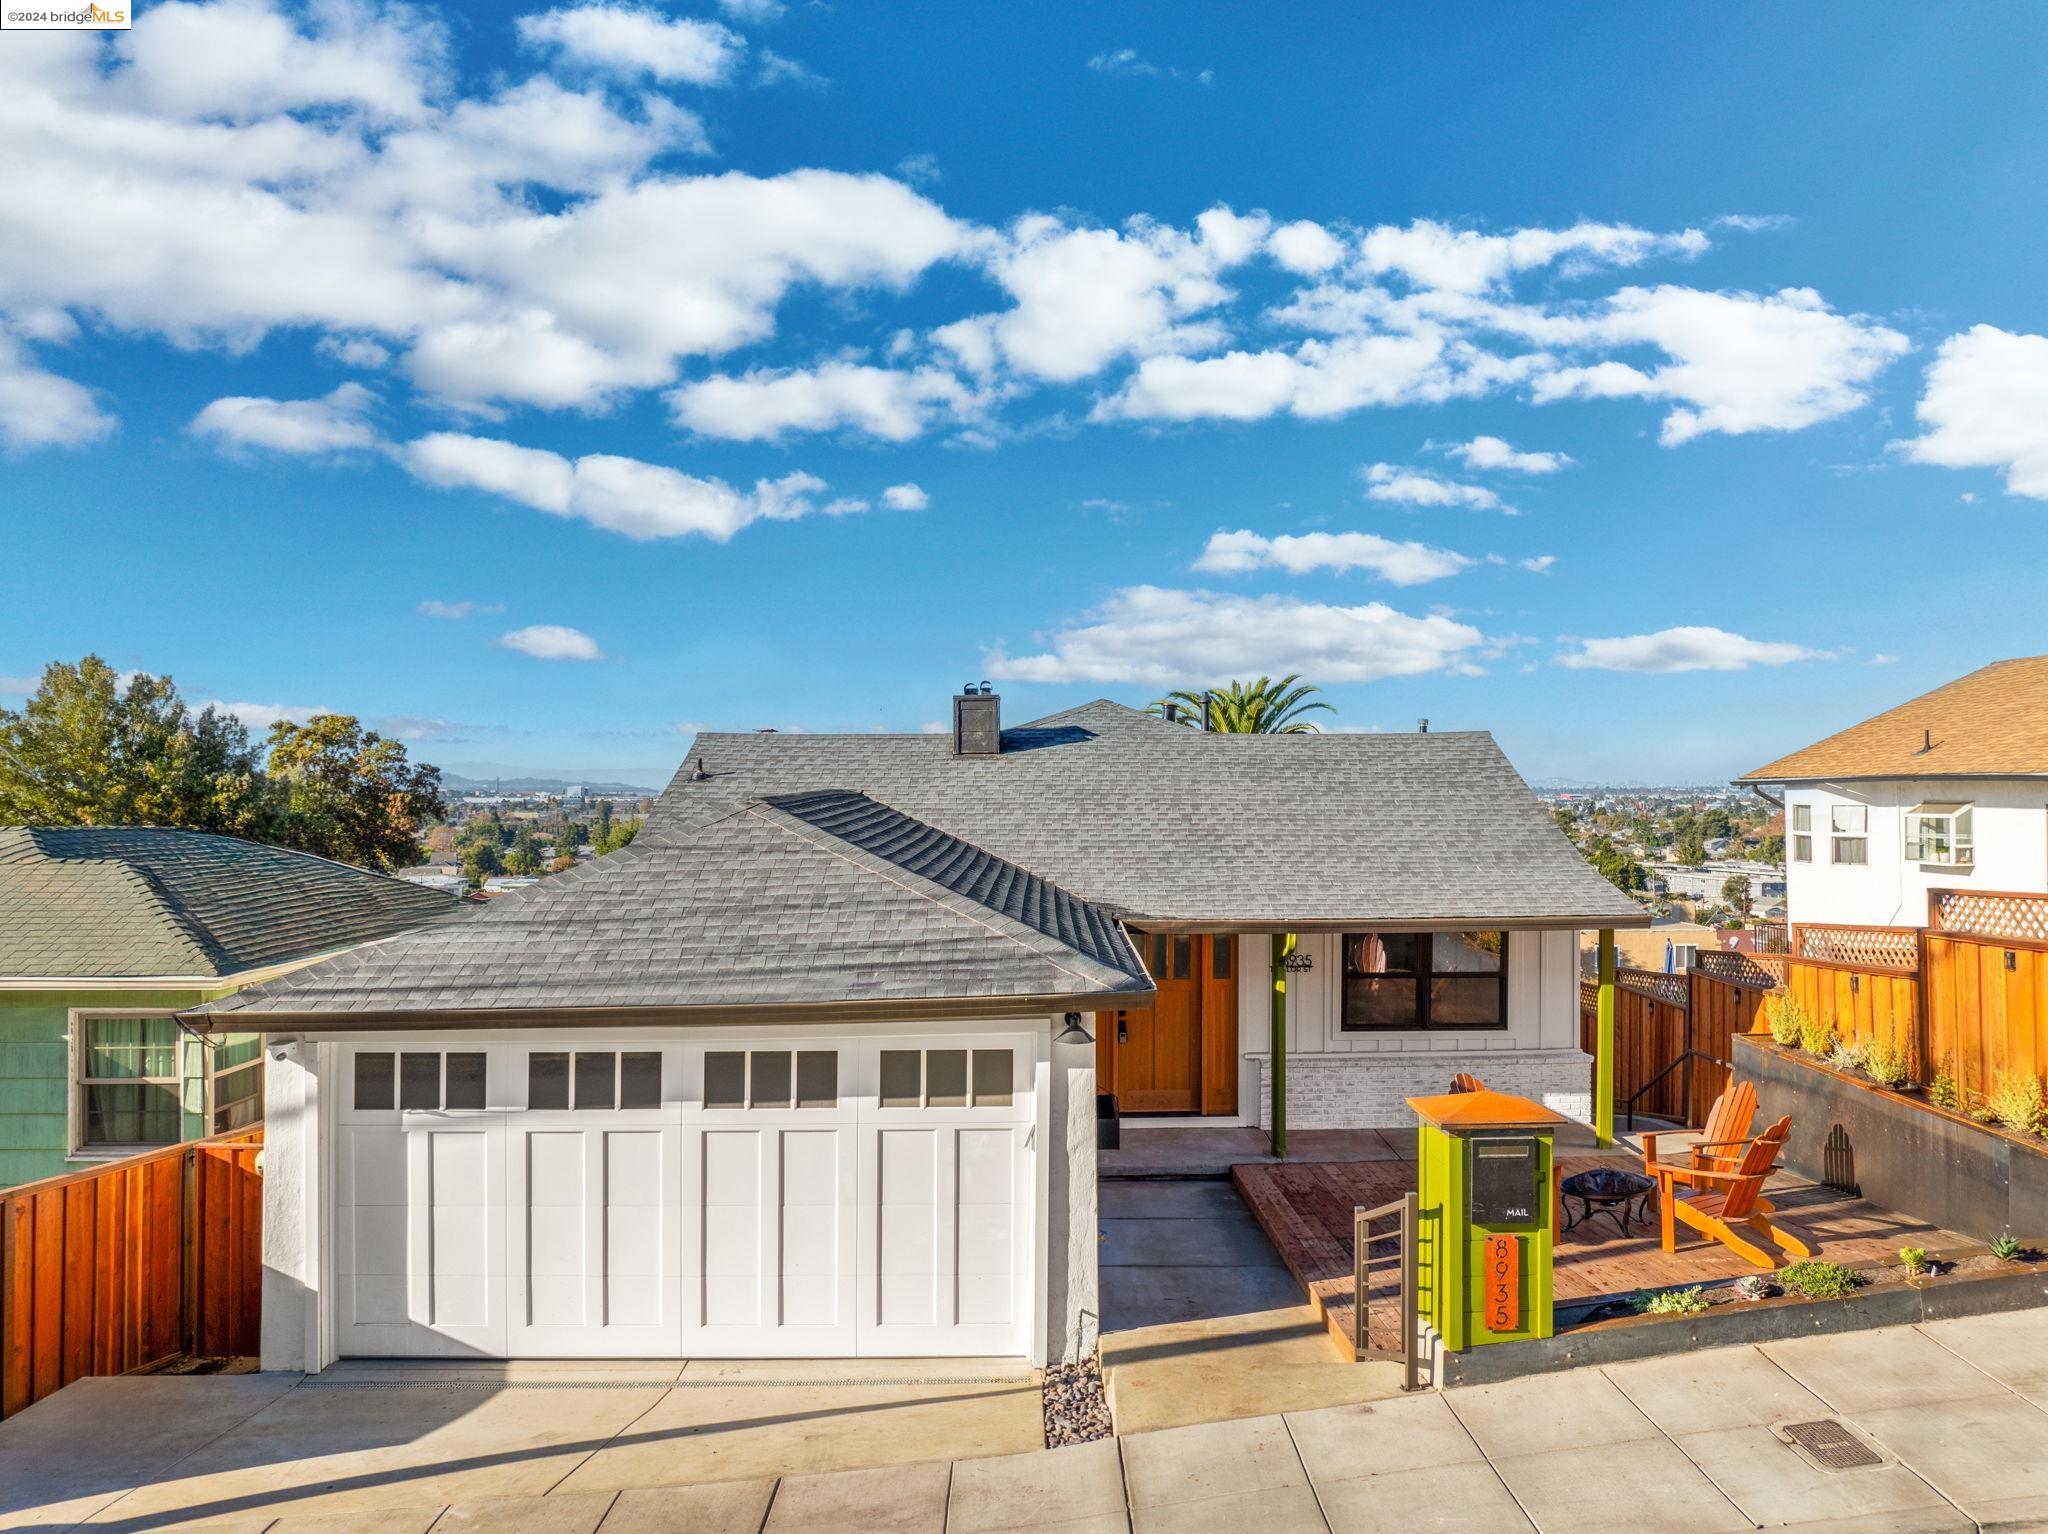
[0,943,384,992]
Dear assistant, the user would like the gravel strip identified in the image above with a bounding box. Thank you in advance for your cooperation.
[1042,1356,1113,1447]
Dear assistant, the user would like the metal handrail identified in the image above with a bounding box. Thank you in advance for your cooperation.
[1353,1191,1423,1390]
[1622,1047,1728,1129]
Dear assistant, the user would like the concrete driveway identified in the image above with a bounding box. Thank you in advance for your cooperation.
[0,1359,1041,1532]
[16,1314,2048,1531]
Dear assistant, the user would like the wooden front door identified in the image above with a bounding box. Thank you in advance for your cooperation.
[1115,932,1203,1113]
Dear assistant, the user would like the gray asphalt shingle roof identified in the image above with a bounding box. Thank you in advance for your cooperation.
[647,701,1643,928]
[0,826,462,979]
[195,794,1150,1019]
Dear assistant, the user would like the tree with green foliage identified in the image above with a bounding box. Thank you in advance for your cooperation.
[1673,830,1708,867]
[460,839,503,888]
[1752,833,1785,863]
[0,657,271,834]
[1586,836,1648,893]
[1146,675,1333,733]
[592,817,643,856]
[1722,873,1755,916]
[594,799,613,843]
[265,715,442,871]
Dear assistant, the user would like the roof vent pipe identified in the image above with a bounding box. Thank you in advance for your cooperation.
[688,756,709,781]
[1202,691,1215,732]
[1164,703,1180,724]
[1418,718,1430,734]
[952,685,1001,757]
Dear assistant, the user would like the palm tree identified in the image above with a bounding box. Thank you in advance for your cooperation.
[1145,675,1334,733]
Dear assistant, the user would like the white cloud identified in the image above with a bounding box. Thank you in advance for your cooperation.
[1361,462,1510,513]
[1193,529,1471,586]
[668,362,977,442]
[717,0,785,20]
[1098,332,1544,423]
[1444,435,1571,473]
[895,152,941,186]
[417,599,504,619]
[516,5,742,85]
[317,335,392,369]
[1519,554,1556,573]
[0,330,115,450]
[500,624,605,661]
[881,482,929,511]
[209,699,333,729]
[1357,219,1707,294]
[1086,48,1211,83]
[1872,653,1900,665]
[1267,220,1345,275]
[965,207,1267,383]
[189,382,378,454]
[401,430,839,542]
[1894,325,2048,499]
[1558,626,1829,673]
[755,49,821,87]
[1532,286,1910,444]
[0,674,42,694]
[985,586,1487,686]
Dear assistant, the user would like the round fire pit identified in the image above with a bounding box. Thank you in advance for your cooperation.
[1561,1168,1656,1238]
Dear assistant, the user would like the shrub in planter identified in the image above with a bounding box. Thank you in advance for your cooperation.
[1632,1285,1710,1316]
[1733,1274,1776,1301]
[1992,1233,2023,1262]
[1779,1260,1864,1299]
[1766,994,1807,1048]
[1987,1071,2046,1136]
[1826,1040,1867,1074]
[1798,1007,1836,1059]
[1899,1246,1929,1274]
[1929,1055,1963,1111]
[1865,1028,1913,1091]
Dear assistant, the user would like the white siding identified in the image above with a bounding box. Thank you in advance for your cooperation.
[1785,781,2048,928]
[1235,926,1592,1128]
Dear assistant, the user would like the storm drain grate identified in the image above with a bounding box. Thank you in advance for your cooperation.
[1781,1419,1884,1471]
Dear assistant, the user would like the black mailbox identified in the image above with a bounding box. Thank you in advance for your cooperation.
[1468,1134,1541,1226]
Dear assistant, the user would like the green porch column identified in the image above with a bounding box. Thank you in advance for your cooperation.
[1270,932,1298,1158]
[1595,927,1617,1148]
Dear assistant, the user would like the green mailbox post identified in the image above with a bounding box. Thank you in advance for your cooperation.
[1409,1089,1567,1351]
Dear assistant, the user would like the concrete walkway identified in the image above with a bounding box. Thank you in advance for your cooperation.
[16,1313,2048,1530]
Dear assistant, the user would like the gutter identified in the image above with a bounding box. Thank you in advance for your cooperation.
[1109,913,1654,934]
[177,986,1159,1034]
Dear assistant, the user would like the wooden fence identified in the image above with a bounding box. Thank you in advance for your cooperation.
[0,1128,261,1421]
[1583,893,2048,1123]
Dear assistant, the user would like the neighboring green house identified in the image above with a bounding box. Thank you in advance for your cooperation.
[0,826,459,1188]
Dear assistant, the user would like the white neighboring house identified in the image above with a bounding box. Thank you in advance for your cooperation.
[1738,656,2048,928]
[185,693,1640,1371]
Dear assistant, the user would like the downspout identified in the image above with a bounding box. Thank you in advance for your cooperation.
[1595,928,1616,1148]
[1270,932,1297,1158]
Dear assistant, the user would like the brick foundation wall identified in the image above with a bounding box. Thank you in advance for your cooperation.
[1249,1049,1593,1130]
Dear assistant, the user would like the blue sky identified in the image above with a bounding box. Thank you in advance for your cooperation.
[4,1,2047,788]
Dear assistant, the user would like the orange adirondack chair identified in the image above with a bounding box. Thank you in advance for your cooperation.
[1653,1114,1811,1269]
[1641,1079,1757,1189]
[1449,1072,1486,1093]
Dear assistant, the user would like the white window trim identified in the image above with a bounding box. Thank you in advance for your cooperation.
[68,1008,265,1159]
[1905,802,1976,867]
[67,1007,186,1160]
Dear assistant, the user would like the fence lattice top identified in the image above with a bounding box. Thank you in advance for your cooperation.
[1933,890,2048,945]
[1616,969,1689,1007]
[1795,924,1919,972]
[1693,950,1787,990]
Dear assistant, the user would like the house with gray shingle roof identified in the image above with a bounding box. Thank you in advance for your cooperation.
[0,826,459,1187]
[190,692,1643,1375]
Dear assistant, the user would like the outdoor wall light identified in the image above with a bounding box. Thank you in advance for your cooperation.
[1056,1012,1094,1044]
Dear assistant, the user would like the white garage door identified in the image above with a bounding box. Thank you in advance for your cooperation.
[332,1031,1037,1359]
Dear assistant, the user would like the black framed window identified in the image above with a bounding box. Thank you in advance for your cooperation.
[1341,931,1507,1031]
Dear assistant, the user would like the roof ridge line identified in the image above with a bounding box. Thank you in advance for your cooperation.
[744,794,1141,994]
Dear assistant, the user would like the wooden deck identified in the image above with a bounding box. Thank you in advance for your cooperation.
[1233,1152,1970,1357]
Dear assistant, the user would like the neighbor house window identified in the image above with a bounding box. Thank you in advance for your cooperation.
[1791,804,1813,863]
[72,1017,268,1153]
[1341,931,1507,1030]
[1830,804,1869,866]
[1905,803,1975,866]
[76,1015,183,1151]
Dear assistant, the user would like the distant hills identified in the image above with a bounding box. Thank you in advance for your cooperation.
[440,772,663,797]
